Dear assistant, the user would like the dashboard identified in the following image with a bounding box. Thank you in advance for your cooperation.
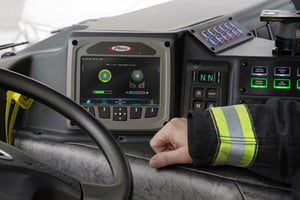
[0,0,298,199]
[7,0,298,138]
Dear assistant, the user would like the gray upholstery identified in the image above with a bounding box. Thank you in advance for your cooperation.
[15,139,291,200]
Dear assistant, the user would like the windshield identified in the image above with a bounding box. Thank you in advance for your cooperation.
[0,0,171,50]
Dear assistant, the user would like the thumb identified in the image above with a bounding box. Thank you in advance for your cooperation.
[149,148,185,168]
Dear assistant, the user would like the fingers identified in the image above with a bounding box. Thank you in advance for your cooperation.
[149,124,171,154]
[150,118,186,153]
[149,117,192,168]
[149,147,192,168]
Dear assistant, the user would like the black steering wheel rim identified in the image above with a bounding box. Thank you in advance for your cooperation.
[0,67,133,199]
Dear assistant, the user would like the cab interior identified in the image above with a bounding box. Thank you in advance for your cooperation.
[0,0,299,199]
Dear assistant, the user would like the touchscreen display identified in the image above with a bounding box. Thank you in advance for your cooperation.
[80,56,160,106]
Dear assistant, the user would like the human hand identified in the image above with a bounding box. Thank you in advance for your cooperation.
[149,118,192,168]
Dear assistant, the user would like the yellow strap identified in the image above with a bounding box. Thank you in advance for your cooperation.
[5,91,34,144]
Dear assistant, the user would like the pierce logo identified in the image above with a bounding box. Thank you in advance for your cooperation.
[109,45,133,52]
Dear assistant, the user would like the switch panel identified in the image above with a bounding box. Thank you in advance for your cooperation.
[182,61,228,115]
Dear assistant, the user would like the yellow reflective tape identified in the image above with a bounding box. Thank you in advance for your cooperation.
[235,105,257,167]
[210,107,231,166]
[210,105,257,167]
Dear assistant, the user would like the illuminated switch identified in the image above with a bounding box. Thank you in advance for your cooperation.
[273,79,291,89]
[250,78,268,88]
[297,80,300,90]
[274,67,291,77]
[252,66,268,76]
[201,30,211,39]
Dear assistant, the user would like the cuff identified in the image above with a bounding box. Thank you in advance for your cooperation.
[187,110,218,166]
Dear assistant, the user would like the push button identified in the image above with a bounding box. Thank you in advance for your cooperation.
[113,107,127,121]
[98,107,110,119]
[206,101,216,108]
[194,88,205,98]
[250,78,268,89]
[207,88,218,99]
[252,66,268,76]
[297,80,300,90]
[273,79,291,89]
[193,101,205,110]
[274,67,291,77]
[84,106,95,116]
[145,107,158,118]
[130,107,142,119]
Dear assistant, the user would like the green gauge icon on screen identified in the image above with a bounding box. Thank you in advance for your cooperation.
[98,69,112,83]
[131,70,144,83]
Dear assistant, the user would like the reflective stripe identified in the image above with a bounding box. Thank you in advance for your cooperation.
[235,105,257,167]
[209,104,257,167]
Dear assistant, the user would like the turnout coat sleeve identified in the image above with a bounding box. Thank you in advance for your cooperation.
[187,99,300,185]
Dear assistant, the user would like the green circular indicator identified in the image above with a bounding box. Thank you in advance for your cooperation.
[131,70,144,83]
[98,69,112,83]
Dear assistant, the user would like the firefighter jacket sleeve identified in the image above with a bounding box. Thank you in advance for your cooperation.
[187,98,300,184]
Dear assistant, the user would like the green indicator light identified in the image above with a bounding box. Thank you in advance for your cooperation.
[98,69,112,83]
[297,80,300,90]
[94,90,105,94]
[273,79,291,90]
[250,78,268,89]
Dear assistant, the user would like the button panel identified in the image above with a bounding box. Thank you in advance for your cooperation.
[189,17,253,52]
[184,61,228,112]
[84,106,159,121]
[240,60,300,97]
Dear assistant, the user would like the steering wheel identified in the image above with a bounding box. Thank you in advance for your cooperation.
[0,67,133,199]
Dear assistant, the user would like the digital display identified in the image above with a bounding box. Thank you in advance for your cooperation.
[80,56,160,106]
